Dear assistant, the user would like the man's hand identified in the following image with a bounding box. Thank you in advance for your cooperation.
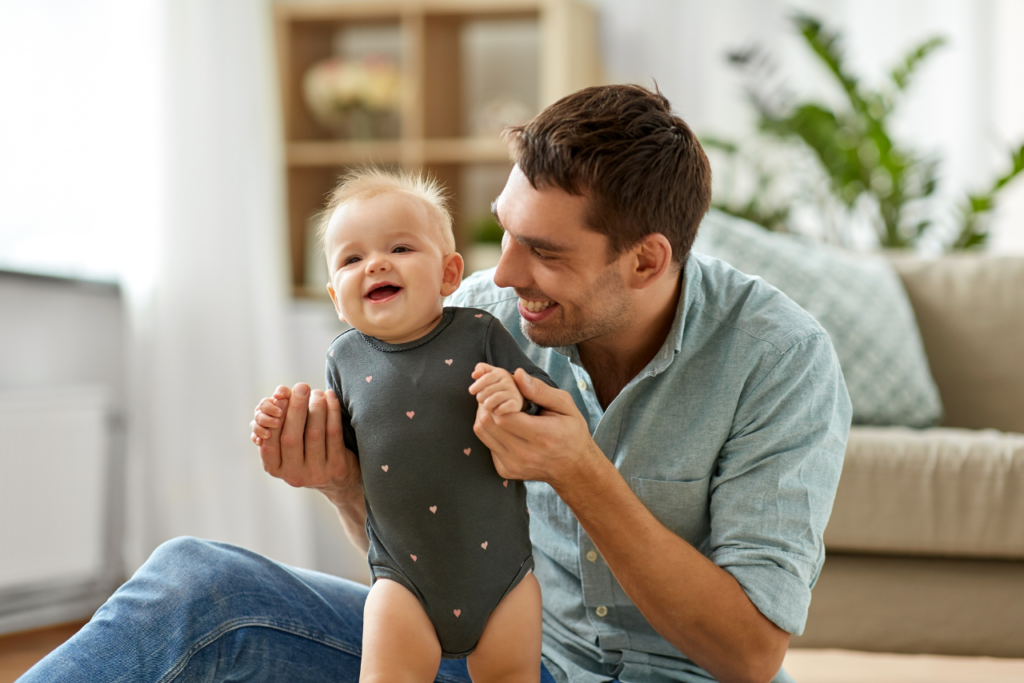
[468,363,525,415]
[471,368,601,487]
[471,369,790,682]
[250,383,361,506]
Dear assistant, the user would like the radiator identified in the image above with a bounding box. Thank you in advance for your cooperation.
[0,385,120,633]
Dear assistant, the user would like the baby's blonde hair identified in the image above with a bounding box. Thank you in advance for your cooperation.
[317,167,455,254]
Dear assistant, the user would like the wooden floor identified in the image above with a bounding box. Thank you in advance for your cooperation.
[0,621,87,683]
[783,649,1024,682]
[3,623,1024,682]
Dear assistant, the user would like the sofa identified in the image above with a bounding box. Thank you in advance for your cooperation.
[791,254,1024,658]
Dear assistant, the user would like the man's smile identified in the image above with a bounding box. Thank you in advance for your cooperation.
[518,296,559,322]
[518,297,555,313]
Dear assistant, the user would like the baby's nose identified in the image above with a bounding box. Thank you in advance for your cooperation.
[366,257,389,273]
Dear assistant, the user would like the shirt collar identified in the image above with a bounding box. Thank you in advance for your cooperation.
[554,256,704,379]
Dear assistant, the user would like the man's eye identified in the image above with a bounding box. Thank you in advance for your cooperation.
[531,247,551,261]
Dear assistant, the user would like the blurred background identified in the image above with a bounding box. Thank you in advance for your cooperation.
[2,0,1023,679]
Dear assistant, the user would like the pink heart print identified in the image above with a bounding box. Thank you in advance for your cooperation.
[463,448,471,455]
[329,350,334,357]
[430,505,437,514]
[410,554,417,562]
[381,465,388,472]
[474,314,483,318]
[365,376,372,383]
[503,480,508,487]
[406,411,415,418]
[453,609,461,617]
[445,359,453,366]
[481,541,488,550]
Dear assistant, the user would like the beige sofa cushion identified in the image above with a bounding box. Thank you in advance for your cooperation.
[795,553,1024,657]
[824,426,1024,559]
[891,255,1024,434]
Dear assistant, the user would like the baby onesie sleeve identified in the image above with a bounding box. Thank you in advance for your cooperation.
[325,356,359,456]
[483,316,558,415]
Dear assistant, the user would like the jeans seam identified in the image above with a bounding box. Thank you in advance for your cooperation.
[157,617,361,683]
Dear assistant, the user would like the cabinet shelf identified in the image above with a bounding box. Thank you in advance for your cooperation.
[286,137,510,167]
[287,140,403,167]
[275,0,602,296]
[420,137,509,164]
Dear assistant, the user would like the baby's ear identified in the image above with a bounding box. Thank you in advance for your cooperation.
[326,283,346,322]
[440,252,464,296]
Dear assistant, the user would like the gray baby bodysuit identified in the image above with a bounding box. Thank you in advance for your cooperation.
[325,306,556,658]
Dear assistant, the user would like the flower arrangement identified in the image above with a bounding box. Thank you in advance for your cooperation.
[303,54,402,139]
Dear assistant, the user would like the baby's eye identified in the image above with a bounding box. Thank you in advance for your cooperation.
[343,255,361,266]
[392,245,411,254]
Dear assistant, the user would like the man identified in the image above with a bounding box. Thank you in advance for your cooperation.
[251,84,849,682]
[23,85,849,683]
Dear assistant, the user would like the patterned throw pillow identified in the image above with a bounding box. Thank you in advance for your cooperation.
[693,210,943,427]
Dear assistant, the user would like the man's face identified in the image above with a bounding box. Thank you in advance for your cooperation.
[492,165,631,348]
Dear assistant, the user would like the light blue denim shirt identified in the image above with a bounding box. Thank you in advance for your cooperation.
[448,252,851,683]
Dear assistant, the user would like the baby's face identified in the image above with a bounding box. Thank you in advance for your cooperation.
[324,192,461,344]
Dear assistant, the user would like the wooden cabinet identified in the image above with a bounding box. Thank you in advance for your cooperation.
[274,0,602,296]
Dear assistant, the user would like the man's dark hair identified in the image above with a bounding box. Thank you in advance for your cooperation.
[503,84,711,268]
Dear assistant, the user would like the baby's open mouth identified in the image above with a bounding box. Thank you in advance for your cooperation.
[366,284,402,301]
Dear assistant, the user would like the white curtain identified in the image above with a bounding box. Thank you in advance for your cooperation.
[123,0,314,572]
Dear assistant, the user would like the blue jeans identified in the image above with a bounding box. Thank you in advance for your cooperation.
[20,537,558,683]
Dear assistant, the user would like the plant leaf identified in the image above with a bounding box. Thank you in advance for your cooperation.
[969,194,993,213]
[992,141,1024,192]
[760,104,867,205]
[701,136,739,154]
[889,36,946,92]
[792,13,867,116]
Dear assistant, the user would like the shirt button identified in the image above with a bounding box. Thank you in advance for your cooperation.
[577,379,588,391]
[586,550,598,562]
[595,605,608,618]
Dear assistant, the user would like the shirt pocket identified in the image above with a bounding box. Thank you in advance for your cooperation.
[629,475,712,551]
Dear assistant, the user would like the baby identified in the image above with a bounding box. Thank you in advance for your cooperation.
[270,168,552,682]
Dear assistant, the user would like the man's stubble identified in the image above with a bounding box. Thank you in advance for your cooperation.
[519,263,632,349]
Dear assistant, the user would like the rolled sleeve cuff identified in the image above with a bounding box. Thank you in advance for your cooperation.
[715,552,814,635]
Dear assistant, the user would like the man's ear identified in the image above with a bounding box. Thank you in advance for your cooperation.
[629,233,673,290]
[440,252,465,296]
[326,283,346,322]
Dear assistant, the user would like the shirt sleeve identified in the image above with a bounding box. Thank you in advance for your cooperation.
[708,332,851,635]
[325,355,359,456]
[483,316,558,414]
[445,268,503,308]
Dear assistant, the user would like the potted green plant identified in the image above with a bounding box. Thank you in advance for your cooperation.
[709,13,1024,251]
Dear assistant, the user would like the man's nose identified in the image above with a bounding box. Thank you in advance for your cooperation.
[494,236,530,290]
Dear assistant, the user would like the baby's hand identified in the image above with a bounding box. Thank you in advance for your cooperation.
[250,385,289,446]
[469,363,524,416]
